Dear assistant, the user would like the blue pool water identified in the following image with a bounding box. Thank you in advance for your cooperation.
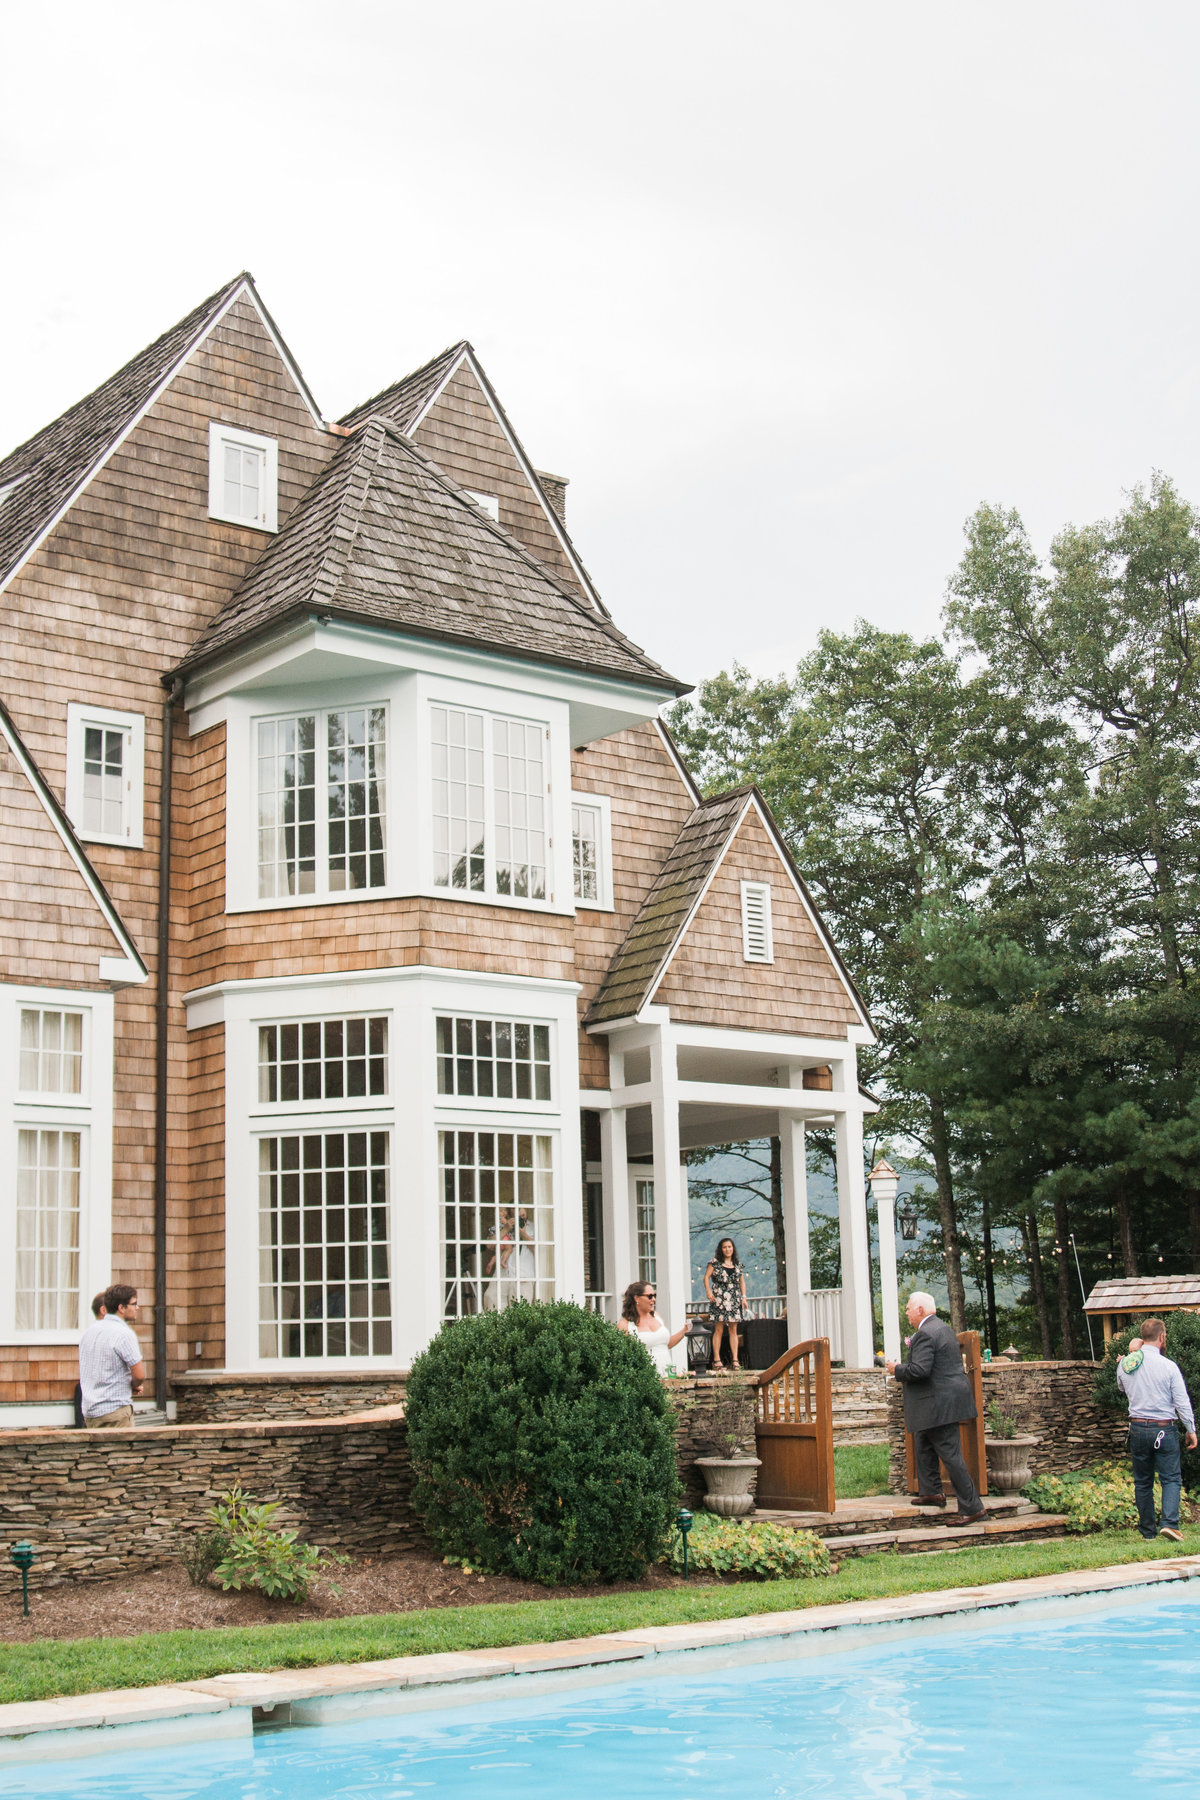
[10,1589,1200,1798]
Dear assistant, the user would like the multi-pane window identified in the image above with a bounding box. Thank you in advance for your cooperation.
[436,1016,551,1101]
[431,704,547,900]
[257,707,387,899]
[19,1009,83,1095]
[572,802,601,902]
[258,1018,388,1104]
[440,1130,554,1320]
[208,423,277,530]
[16,1129,81,1331]
[66,705,144,846]
[258,1131,392,1358]
[635,1178,656,1285]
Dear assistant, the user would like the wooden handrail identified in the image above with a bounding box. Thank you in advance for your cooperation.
[755,1337,825,1426]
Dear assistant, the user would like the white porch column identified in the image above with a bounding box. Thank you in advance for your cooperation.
[649,1024,690,1370]
[778,1104,813,1346]
[599,1050,630,1321]
[833,1070,875,1370]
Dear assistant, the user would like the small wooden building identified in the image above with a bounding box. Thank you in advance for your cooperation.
[1083,1276,1200,1345]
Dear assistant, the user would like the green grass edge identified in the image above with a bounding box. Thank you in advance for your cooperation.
[4,1529,1199,1706]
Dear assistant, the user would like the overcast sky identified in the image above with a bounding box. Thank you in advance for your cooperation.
[4,3,1198,692]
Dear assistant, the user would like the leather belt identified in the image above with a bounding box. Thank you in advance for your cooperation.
[1133,1417,1177,1426]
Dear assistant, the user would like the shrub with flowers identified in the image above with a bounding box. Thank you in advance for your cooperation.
[667,1512,831,1579]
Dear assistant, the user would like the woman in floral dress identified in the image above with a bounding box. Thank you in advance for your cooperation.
[704,1237,749,1370]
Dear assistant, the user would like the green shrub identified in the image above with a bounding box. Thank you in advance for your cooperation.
[1024,1465,1138,1533]
[186,1486,341,1604]
[405,1300,680,1585]
[667,1513,831,1580]
[1093,1311,1200,1489]
[985,1397,1018,1439]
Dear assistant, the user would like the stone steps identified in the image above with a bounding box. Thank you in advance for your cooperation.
[753,1493,1072,1558]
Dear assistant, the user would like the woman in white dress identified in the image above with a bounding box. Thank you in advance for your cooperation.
[617,1280,693,1373]
[482,1207,537,1311]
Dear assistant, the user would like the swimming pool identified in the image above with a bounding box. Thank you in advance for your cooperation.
[10,1588,1200,1798]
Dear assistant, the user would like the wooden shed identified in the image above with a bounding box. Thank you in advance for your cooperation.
[1083,1276,1200,1345]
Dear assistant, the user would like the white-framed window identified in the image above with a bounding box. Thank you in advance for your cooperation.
[65,704,145,847]
[570,792,612,909]
[740,880,774,963]
[635,1177,656,1285]
[16,1129,81,1330]
[431,703,549,901]
[440,1129,555,1320]
[257,1128,392,1358]
[258,1017,388,1104]
[436,1015,552,1101]
[256,706,387,900]
[19,1008,84,1095]
[208,422,278,531]
[2,985,112,1347]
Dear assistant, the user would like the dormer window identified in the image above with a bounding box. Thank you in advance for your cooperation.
[208,423,278,531]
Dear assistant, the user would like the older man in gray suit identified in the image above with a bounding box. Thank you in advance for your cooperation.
[886,1291,984,1521]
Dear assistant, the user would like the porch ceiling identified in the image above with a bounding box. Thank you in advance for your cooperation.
[624,1101,836,1156]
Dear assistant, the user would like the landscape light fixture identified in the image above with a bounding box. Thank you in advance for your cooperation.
[676,1508,694,1579]
[9,1540,36,1616]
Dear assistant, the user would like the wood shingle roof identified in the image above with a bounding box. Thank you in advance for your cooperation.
[177,416,684,691]
[338,343,468,434]
[0,273,253,594]
[1083,1276,1200,1313]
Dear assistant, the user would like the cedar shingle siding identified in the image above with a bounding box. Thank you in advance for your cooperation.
[0,276,866,1407]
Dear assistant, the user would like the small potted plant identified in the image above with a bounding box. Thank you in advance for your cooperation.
[984,1396,1040,1493]
[694,1380,761,1516]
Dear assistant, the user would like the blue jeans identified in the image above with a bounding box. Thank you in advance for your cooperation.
[1129,1420,1182,1537]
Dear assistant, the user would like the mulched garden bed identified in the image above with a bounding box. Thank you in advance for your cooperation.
[0,1552,694,1644]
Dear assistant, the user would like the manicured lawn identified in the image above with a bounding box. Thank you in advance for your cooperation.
[4,1529,1197,1705]
[834,1443,889,1498]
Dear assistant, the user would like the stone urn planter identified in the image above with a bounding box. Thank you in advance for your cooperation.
[985,1435,1039,1494]
[694,1454,761,1517]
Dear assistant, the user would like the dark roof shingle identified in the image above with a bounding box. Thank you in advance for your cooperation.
[177,417,684,692]
[0,273,249,592]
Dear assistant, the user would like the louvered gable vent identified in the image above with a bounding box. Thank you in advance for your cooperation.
[740,880,773,963]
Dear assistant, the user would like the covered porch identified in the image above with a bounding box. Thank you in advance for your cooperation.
[583,1008,897,1370]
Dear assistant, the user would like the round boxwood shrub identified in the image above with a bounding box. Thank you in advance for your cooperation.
[405,1300,680,1584]
[1093,1309,1200,1489]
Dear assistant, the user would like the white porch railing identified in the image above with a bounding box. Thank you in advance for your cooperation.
[806,1288,843,1362]
[583,1292,612,1315]
[686,1295,787,1319]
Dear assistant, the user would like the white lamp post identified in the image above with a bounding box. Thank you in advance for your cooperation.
[868,1158,902,1363]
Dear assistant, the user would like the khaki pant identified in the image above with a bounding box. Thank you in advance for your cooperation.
[85,1405,133,1429]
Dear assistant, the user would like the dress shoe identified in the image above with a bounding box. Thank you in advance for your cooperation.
[911,1494,946,1507]
[957,1510,987,1525]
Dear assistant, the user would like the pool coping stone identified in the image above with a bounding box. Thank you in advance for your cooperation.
[3,1554,1200,1761]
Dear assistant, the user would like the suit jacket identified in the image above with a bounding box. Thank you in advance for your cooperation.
[893,1315,977,1432]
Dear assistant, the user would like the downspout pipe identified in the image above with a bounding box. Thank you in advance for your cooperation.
[153,678,182,1410]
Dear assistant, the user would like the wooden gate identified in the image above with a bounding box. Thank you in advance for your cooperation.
[754,1337,836,1513]
[903,1328,988,1497]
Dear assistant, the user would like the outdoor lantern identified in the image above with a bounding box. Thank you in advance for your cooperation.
[897,1202,919,1240]
[9,1539,36,1617]
[676,1508,694,1579]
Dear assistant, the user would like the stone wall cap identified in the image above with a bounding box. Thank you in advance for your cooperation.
[0,1406,405,1447]
[172,1369,411,1387]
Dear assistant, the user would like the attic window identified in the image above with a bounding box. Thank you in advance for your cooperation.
[465,490,500,522]
[208,423,278,531]
[66,703,145,847]
[740,881,774,963]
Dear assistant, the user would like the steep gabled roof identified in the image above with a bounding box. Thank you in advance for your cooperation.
[176,416,685,693]
[339,341,609,617]
[0,272,323,596]
[586,784,871,1028]
[338,342,468,435]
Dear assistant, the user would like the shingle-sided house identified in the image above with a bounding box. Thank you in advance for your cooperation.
[0,274,879,1425]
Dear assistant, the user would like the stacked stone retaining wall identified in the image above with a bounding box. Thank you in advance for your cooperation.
[1,1377,758,1587]
[172,1372,410,1424]
[886,1360,1128,1492]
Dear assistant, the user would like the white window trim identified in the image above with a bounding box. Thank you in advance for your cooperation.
[208,421,279,532]
[65,704,145,848]
[569,791,613,911]
[429,698,556,909]
[253,700,390,904]
[1,984,114,1345]
[433,1010,558,1114]
[740,880,774,963]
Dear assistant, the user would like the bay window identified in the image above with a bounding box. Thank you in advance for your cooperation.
[257,706,387,899]
[431,703,547,900]
[440,1129,554,1320]
[436,1015,551,1101]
